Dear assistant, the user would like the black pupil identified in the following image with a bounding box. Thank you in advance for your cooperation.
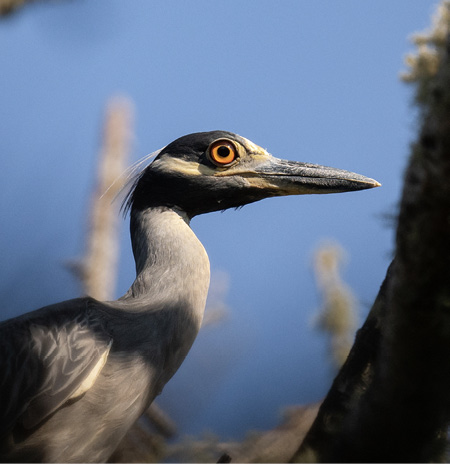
[217,145,231,158]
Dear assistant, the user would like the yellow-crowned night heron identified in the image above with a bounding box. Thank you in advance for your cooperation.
[0,131,379,462]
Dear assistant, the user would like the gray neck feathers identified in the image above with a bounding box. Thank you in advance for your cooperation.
[120,207,210,322]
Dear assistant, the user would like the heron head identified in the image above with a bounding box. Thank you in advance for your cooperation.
[126,130,380,218]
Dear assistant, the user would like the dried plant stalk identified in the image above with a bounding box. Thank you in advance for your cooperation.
[82,97,133,301]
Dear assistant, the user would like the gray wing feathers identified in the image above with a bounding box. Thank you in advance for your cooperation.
[0,299,112,434]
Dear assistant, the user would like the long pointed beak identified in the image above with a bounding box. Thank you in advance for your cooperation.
[241,156,381,195]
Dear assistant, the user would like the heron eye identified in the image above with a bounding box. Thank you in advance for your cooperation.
[208,140,238,166]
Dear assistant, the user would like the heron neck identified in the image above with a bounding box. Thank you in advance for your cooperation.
[120,207,210,318]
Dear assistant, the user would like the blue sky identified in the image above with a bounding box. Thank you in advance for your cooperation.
[0,0,437,440]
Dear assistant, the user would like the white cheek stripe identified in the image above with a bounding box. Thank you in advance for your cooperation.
[154,157,215,176]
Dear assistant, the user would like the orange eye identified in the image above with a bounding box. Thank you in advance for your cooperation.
[208,140,238,166]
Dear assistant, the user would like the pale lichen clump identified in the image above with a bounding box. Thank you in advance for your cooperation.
[401,1,450,84]
[312,242,358,369]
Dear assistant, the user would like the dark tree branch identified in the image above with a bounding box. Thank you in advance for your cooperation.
[293,263,391,462]
[293,3,450,461]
